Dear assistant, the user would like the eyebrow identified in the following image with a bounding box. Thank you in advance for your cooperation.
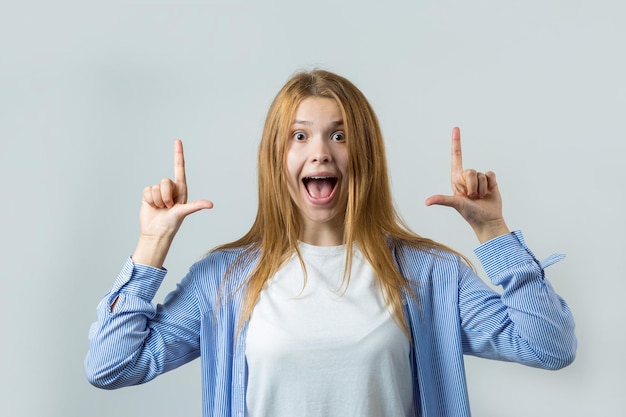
[292,120,344,127]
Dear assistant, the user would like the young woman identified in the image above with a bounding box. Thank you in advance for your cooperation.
[85,70,576,417]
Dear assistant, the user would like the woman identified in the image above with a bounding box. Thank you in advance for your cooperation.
[85,70,576,416]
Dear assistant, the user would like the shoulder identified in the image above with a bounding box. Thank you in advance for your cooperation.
[390,238,465,282]
[188,245,259,286]
[391,238,459,266]
[179,246,259,310]
[190,246,256,274]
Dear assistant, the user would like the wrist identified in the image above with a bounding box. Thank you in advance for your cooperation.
[132,234,175,269]
[472,219,510,244]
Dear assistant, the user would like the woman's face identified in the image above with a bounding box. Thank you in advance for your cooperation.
[285,97,349,245]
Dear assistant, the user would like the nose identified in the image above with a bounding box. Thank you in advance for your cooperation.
[312,153,331,163]
[310,137,332,163]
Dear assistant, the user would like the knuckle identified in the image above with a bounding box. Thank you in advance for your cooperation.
[143,188,153,202]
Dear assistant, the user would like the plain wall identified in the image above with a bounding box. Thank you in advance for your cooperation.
[1,1,624,416]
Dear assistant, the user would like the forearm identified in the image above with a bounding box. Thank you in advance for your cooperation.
[85,259,167,388]
[85,300,157,388]
[85,258,202,388]
[464,232,576,369]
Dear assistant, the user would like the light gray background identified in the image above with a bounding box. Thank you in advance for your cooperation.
[1,1,624,416]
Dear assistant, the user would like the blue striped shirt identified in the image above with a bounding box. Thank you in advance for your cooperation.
[85,231,576,416]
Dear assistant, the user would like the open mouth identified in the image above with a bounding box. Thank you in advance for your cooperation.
[302,176,338,199]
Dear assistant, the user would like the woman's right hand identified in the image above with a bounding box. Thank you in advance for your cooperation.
[132,139,214,268]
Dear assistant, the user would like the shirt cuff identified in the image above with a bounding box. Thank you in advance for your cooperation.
[474,230,565,285]
[110,257,168,301]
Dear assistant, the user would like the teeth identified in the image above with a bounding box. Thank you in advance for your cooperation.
[302,177,338,189]
[302,176,337,183]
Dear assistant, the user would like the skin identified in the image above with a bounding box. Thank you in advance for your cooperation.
[131,139,213,269]
[285,97,349,246]
[425,127,510,244]
[131,122,508,270]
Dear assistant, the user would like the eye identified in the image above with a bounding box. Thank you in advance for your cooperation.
[331,132,345,142]
[293,131,307,141]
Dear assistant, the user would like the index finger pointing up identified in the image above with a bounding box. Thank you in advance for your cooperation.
[451,126,463,175]
[174,139,187,185]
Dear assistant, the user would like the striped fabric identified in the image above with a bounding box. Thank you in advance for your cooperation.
[85,231,576,417]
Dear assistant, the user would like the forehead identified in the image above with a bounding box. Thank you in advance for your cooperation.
[292,97,342,124]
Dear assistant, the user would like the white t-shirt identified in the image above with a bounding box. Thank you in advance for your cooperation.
[245,243,414,417]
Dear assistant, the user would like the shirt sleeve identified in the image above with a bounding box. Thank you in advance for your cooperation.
[85,257,202,389]
[459,231,577,369]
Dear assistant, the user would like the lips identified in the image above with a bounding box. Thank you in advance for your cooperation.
[302,175,338,202]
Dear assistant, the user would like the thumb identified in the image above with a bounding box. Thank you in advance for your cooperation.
[425,194,460,210]
[176,199,214,218]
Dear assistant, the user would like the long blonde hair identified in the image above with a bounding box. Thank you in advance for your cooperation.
[214,69,466,335]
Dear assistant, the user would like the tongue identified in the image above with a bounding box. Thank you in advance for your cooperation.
[307,179,334,198]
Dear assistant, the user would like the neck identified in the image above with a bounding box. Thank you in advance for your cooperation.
[299,220,345,246]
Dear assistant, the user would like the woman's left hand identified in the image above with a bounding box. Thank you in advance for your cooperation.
[425,127,510,243]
